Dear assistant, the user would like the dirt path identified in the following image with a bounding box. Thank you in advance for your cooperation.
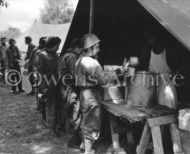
[0,82,82,154]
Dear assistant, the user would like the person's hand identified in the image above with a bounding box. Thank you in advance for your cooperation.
[123,58,130,72]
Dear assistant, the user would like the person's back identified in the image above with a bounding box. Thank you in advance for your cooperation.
[36,50,58,78]
[57,38,83,77]
[35,36,61,132]
[31,37,47,72]
[75,56,107,87]
[57,51,78,76]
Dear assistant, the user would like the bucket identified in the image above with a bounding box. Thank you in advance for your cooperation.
[126,71,157,106]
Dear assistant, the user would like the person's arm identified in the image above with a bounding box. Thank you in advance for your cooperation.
[95,65,109,86]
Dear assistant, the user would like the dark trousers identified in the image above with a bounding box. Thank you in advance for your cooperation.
[0,61,5,83]
[28,69,35,92]
[57,86,81,131]
[38,93,47,121]
[10,67,23,92]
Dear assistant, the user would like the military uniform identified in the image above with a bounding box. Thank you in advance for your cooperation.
[57,51,82,145]
[35,50,58,128]
[75,56,108,153]
[6,45,23,92]
[25,43,36,93]
[0,45,8,82]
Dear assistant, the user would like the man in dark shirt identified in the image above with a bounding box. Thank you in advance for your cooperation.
[57,38,83,147]
[24,36,36,94]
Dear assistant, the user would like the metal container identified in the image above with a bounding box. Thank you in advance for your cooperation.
[103,86,125,104]
[126,71,157,106]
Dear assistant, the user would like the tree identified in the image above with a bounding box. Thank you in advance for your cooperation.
[0,26,21,39]
[40,0,74,24]
[0,0,8,8]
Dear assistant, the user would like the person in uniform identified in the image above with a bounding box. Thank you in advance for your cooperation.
[6,39,24,93]
[24,36,36,95]
[75,34,112,154]
[29,37,47,110]
[57,38,83,147]
[0,37,8,83]
[35,36,61,135]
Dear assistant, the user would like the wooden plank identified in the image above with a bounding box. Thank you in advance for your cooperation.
[169,123,184,154]
[102,101,150,120]
[109,114,121,150]
[148,115,177,127]
[136,122,151,154]
[151,126,164,154]
[134,105,174,117]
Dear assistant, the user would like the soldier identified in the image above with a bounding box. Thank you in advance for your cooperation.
[29,37,47,110]
[35,36,61,135]
[75,34,112,154]
[57,38,83,147]
[24,36,36,95]
[0,37,8,83]
[6,39,24,93]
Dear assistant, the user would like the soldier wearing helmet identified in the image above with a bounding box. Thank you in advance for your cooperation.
[75,34,112,154]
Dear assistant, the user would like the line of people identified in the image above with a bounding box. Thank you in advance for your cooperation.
[32,34,113,154]
[0,34,111,153]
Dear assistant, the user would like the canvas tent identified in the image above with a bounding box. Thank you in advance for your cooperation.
[138,0,190,52]
[61,0,190,102]
[16,22,71,54]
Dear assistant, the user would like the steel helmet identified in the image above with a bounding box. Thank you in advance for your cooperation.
[83,33,100,50]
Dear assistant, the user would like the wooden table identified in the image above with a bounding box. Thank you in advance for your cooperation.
[102,100,184,154]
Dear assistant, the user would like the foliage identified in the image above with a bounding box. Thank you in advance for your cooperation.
[40,0,74,24]
[0,0,8,8]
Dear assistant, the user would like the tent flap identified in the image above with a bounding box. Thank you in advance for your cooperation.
[138,0,190,51]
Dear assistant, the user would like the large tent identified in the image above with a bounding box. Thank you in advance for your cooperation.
[61,0,190,102]
[16,22,71,54]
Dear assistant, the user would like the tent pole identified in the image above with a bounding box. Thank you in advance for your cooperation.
[89,0,94,34]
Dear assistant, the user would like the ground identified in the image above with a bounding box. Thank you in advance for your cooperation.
[0,82,82,154]
[0,82,110,154]
[0,80,190,154]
